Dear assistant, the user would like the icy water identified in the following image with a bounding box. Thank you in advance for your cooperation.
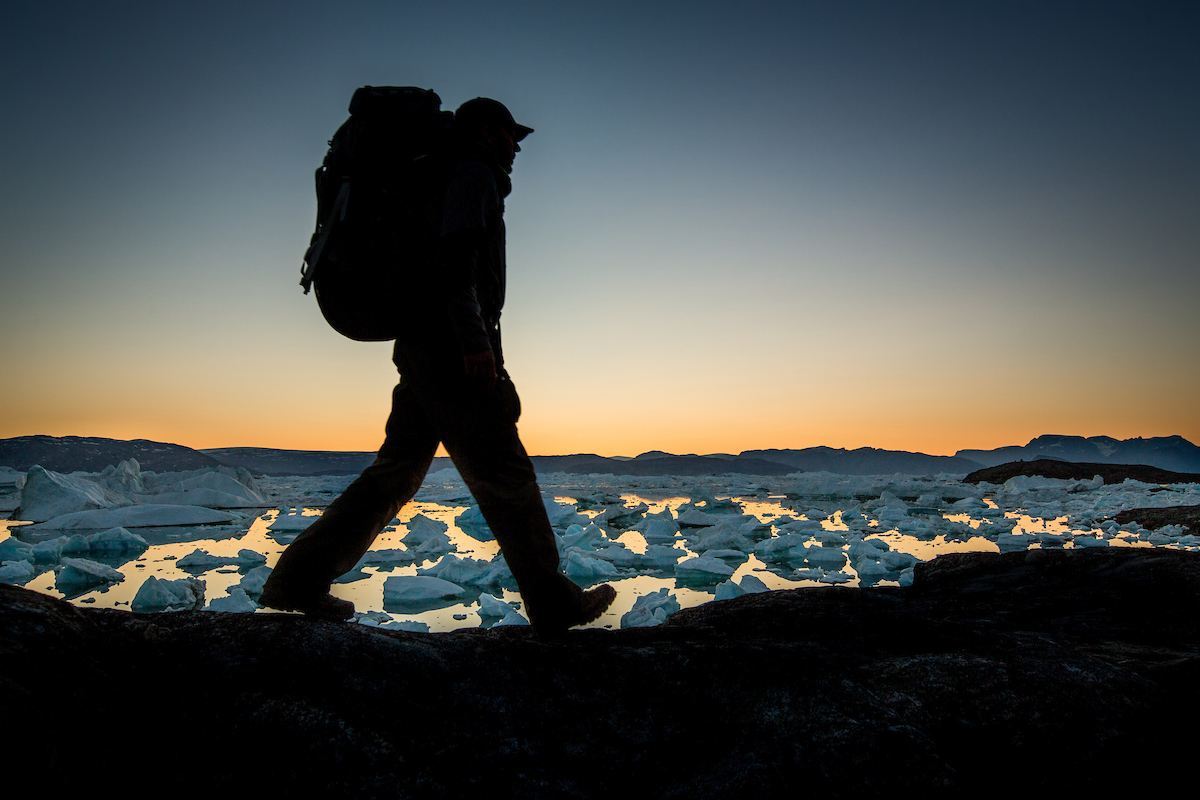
[3,469,1198,632]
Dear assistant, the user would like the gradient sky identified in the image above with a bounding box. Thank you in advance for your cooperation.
[2,0,1197,456]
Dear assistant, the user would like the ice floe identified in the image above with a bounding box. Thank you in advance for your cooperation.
[621,588,681,628]
[56,557,125,593]
[132,575,205,612]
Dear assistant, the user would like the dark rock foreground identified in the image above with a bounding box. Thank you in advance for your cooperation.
[4,549,1199,798]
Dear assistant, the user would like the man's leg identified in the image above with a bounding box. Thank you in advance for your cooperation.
[438,379,586,629]
[262,378,439,603]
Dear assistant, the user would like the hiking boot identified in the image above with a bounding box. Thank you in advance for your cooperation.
[531,583,617,639]
[259,587,356,622]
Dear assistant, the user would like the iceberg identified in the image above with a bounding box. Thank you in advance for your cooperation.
[234,565,272,596]
[455,506,495,541]
[0,537,34,563]
[56,557,125,592]
[418,555,503,585]
[620,588,680,628]
[382,575,467,603]
[564,550,621,581]
[477,592,514,618]
[675,555,736,581]
[16,466,126,522]
[492,608,530,627]
[84,526,149,554]
[206,588,258,613]
[131,575,205,612]
[30,504,236,531]
[269,508,317,532]
[0,559,36,585]
[403,513,449,544]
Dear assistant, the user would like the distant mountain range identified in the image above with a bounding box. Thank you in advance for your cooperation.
[955,434,1200,473]
[2,433,1197,477]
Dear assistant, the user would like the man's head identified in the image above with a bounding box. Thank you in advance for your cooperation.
[455,97,533,174]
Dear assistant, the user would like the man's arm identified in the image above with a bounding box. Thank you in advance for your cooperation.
[438,161,500,381]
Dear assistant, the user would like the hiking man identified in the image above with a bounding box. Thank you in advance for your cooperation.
[260,97,617,636]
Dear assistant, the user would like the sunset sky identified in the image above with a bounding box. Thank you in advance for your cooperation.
[2,1,1197,457]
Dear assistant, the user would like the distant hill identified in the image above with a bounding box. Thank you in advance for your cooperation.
[202,447,377,476]
[202,448,797,477]
[738,446,982,476]
[4,433,1195,478]
[0,435,219,473]
[955,435,1200,473]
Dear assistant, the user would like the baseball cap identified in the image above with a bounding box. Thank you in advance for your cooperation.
[455,97,534,141]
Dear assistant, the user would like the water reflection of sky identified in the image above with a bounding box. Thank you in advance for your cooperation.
[0,487,1172,632]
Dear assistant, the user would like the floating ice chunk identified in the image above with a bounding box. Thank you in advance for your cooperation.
[740,574,769,593]
[388,620,431,632]
[714,578,745,600]
[492,608,530,627]
[56,557,125,592]
[543,497,586,529]
[354,611,393,626]
[995,533,1031,553]
[715,573,770,600]
[701,548,749,562]
[591,541,642,568]
[0,559,36,585]
[1073,536,1110,548]
[477,592,514,618]
[898,568,915,587]
[560,522,607,552]
[30,537,65,563]
[818,571,853,584]
[86,527,149,554]
[32,504,237,531]
[403,513,449,544]
[676,508,723,527]
[620,588,680,628]
[637,510,680,542]
[951,496,989,511]
[455,506,495,541]
[688,523,755,553]
[235,565,272,596]
[418,555,502,585]
[597,501,649,529]
[640,544,683,570]
[383,575,466,603]
[812,530,848,546]
[132,575,205,612]
[793,567,825,580]
[565,550,620,581]
[752,534,808,564]
[805,546,848,571]
[0,537,34,563]
[410,530,453,560]
[207,588,257,613]
[358,548,417,568]
[269,507,317,532]
[177,548,231,570]
[802,507,829,521]
[675,555,736,580]
[1038,533,1070,548]
[880,550,918,571]
[235,549,267,567]
[17,466,126,522]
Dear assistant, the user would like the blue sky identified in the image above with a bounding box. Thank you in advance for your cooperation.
[2,1,1197,454]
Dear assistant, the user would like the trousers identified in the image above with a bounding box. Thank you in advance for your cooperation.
[261,336,584,624]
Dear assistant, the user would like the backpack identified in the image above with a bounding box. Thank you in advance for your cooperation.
[299,86,453,341]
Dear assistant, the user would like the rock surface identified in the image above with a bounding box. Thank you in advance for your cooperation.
[3,549,1198,797]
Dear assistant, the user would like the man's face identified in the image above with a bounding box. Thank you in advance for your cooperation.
[482,123,520,174]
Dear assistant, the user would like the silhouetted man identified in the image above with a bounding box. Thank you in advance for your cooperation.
[261,97,617,636]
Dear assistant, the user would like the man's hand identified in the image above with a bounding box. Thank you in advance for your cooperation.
[463,348,498,388]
